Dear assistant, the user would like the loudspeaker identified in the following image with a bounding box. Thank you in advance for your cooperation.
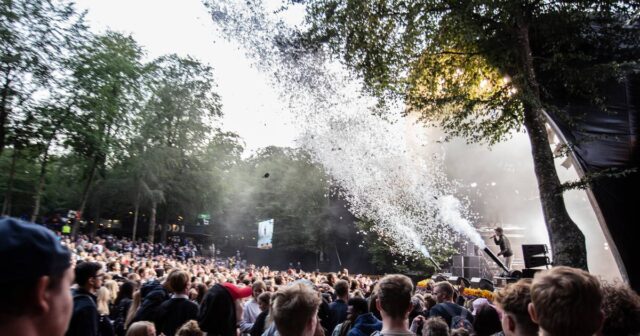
[522,244,547,256]
[452,255,463,268]
[463,256,480,268]
[470,277,495,291]
[463,267,481,278]
[451,267,463,277]
[522,244,551,269]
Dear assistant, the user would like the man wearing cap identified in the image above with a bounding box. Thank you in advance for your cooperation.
[198,282,253,336]
[66,261,105,336]
[0,217,75,336]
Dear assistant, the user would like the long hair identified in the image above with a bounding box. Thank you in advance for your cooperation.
[96,287,111,315]
[125,290,141,328]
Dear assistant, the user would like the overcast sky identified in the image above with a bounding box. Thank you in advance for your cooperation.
[74,0,299,153]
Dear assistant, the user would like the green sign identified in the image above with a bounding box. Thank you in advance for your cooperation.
[198,213,211,220]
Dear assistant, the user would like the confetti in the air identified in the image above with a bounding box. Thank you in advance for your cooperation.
[206,0,485,258]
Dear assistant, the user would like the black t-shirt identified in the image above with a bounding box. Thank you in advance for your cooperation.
[155,297,199,336]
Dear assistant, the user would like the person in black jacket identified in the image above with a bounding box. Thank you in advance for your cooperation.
[131,280,169,324]
[66,261,105,336]
[112,281,137,336]
[198,282,252,336]
[154,270,199,336]
[491,227,513,270]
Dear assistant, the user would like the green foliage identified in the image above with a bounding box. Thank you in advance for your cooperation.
[217,146,333,252]
[355,220,454,274]
[302,0,640,142]
[0,0,87,153]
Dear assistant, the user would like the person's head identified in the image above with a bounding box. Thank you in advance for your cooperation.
[115,281,136,305]
[75,261,104,293]
[252,280,266,298]
[375,274,414,321]
[494,279,538,336]
[327,273,337,286]
[126,321,155,336]
[424,294,437,311]
[473,303,502,336]
[494,227,504,236]
[347,297,368,322]
[166,269,190,294]
[257,292,272,312]
[450,328,470,336]
[271,283,321,336]
[0,218,74,336]
[175,320,203,336]
[529,266,603,336]
[432,281,454,303]
[599,282,640,336]
[423,316,449,336]
[334,279,350,299]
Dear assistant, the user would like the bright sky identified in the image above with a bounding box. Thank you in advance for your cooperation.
[74,0,299,153]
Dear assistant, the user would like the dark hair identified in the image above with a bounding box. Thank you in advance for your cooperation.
[600,282,640,336]
[473,304,503,336]
[348,297,368,315]
[75,261,102,286]
[115,281,136,305]
[196,283,208,304]
[335,280,350,297]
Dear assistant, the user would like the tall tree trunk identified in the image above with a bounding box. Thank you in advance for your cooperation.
[31,139,53,222]
[516,22,587,270]
[2,148,18,216]
[160,206,169,243]
[0,70,12,156]
[71,157,98,237]
[91,204,100,239]
[148,200,157,243]
[132,189,141,241]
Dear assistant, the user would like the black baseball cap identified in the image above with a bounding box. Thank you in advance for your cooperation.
[0,217,71,283]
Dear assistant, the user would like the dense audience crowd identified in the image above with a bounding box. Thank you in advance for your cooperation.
[1,217,640,336]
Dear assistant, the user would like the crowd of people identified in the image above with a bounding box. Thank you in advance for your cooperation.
[1,217,639,336]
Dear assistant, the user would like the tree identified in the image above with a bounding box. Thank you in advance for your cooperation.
[138,54,223,242]
[65,31,144,236]
[0,0,86,155]
[297,0,640,269]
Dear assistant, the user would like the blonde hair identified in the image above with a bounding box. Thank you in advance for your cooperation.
[531,266,602,336]
[271,283,321,336]
[126,321,154,336]
[96,287,111,315]
[104,280,119,304]
[175,320,203,336]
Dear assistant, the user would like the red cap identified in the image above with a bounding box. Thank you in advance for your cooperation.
[222,282,253,300]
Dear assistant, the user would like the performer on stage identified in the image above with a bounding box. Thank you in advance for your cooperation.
[491,227,513,270]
